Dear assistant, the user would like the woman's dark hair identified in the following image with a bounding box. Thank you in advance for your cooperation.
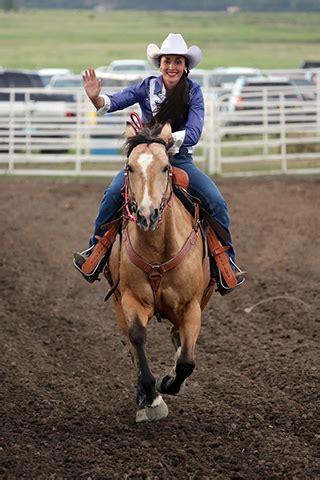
[147,57,190,132]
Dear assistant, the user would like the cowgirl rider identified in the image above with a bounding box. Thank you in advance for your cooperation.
[74,33,245,295]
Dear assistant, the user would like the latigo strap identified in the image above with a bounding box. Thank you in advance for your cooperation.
[207,228,237,289]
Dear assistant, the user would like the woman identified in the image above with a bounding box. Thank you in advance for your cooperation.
[74,33,244,295]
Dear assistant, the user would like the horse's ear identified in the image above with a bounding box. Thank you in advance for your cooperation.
[125,122,136,138]
[159,123,172,143]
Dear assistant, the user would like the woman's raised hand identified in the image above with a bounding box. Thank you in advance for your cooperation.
[82,68,102,102]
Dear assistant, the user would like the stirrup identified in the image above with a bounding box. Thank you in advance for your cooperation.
[216,259,246,296]
[73,246,101,284]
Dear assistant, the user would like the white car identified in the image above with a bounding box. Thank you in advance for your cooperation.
[96,59,154,75]
[188,69,211,88]
[211,67,262,89]
[38,68,73,86]
[47,74,83,89]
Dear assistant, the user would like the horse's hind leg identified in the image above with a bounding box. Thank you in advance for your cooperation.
[158,301,201,396]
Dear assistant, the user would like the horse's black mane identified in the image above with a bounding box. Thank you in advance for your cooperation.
[124,124,174,159]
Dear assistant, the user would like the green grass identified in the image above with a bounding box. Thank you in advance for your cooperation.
[0,9,320,71]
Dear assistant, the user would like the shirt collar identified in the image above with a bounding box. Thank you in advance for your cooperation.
[154,75,165,94]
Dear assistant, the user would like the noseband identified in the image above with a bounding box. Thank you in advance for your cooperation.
[124,140,173,227]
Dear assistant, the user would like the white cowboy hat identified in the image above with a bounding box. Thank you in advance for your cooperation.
[147,33,202,70]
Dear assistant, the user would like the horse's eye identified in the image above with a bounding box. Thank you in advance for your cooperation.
[162,165,169,173]
[127,165,134,173]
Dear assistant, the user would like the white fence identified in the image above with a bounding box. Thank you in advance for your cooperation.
[0,71,320,178]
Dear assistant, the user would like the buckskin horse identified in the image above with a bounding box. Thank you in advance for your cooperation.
[108,122,214,422]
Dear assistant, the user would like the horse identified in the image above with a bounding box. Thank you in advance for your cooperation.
[108,122,211,422]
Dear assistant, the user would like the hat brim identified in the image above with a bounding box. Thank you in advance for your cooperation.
[147,43,201,70]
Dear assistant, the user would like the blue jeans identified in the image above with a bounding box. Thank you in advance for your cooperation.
[89,153,235,265]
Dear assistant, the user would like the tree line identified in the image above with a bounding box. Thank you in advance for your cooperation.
[2,0,320,11]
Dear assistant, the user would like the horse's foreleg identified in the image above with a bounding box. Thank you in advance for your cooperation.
[129,317,169,422]
[121,295,168,422]
[128,317,157,406]
[158,301,201,396]
[170,325,181,351]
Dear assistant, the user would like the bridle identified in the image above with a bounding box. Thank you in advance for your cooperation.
[124,141,173,228]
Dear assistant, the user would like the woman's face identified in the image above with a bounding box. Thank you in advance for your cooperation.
[159,55,186,90]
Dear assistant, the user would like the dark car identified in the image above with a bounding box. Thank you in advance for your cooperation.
[299,60,320,69]
[0,69,75,102]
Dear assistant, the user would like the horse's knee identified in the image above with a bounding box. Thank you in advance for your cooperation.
[129,318,146,347]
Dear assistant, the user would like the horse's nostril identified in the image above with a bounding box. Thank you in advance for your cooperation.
[150,208,159,222]
[150,208,159,230]
[137,209,148,230]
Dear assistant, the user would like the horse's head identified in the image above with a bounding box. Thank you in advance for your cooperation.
[124,123,173,231]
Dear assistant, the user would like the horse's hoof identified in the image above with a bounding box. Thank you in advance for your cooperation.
[156,375,186,396]
[136,395,168,423]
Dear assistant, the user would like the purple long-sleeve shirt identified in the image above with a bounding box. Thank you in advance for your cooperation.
[98,75,204,151]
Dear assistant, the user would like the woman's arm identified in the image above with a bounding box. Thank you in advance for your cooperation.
[183,84,205,147]
[172,83,204,150]
[83,68,149,113]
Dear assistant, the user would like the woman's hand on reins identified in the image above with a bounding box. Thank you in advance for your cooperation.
[82,68,103,108]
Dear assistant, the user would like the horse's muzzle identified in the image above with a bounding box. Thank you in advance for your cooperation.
[137,207,159,231]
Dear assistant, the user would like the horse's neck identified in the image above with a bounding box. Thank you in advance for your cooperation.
[128,197,193,258]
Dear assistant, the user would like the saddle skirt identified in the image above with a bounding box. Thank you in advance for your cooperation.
[172,166,189,190]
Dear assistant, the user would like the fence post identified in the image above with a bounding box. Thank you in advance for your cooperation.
[316,70,320,131]
[279,93,287,173]
[8,90,15,174]
[25,90,32,157]
[208,98,216,175]
[75,92,82,175]
[262,88,269,156]
[215,99,222,175]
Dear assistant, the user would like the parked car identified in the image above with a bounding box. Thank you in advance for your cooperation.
[38,68,73,86]
[299,60,320,69]
[0,68,44,99]
[0,69,75,102]
[210,67,262,102]
[96,72,147,89]
[211,67,262,88]
[188,69,211,88]
[47,74,83,90]
[226,76,315,125]
[0,69,76,153]
[96,59,154,74]
[288,77,316,101]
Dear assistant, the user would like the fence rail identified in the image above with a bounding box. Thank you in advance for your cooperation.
[0,71,320,178]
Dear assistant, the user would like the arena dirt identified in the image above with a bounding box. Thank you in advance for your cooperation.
[1,175,319,479]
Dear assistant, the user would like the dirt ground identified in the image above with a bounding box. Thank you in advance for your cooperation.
[0,174,319,480]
